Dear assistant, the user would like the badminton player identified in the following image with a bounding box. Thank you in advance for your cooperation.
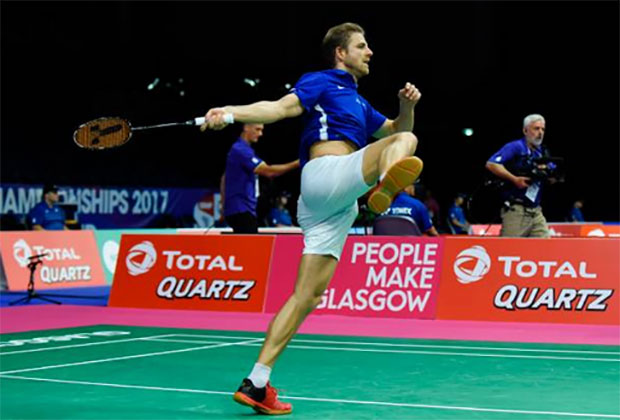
[202,22,423,415]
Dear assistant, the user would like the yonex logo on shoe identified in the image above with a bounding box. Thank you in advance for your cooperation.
[453,245,491,284]
[126,241,157,276]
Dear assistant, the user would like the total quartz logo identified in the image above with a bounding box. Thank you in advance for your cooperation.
[449,243,613,312]
[453,245,491,284]
[126,241,157,276]
[12,239,32,268]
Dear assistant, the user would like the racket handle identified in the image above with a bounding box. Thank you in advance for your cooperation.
[193,113,234,126]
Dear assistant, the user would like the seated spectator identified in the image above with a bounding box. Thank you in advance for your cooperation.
[448,193,471,234]
[569,199,585,222]
[27,184,68,230]
[268,192,293,227]
[382,183,438,236]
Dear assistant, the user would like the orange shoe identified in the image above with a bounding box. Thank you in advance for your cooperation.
[368,156,424,214]
[233,378,292,415]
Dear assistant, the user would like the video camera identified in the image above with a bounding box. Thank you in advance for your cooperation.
[515,155,564,181]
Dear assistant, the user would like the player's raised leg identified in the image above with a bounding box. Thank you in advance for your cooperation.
[363,132,423,214]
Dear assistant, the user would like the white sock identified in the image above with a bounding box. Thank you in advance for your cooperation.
[248,363,271,388]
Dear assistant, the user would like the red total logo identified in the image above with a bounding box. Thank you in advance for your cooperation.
[125,241,157,276]
[453,245,491,284]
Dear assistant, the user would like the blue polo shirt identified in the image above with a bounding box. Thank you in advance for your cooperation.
[383,192,433,233]
[224,138,263,217]
[269,207,293,226]
[570,207,584,222]
[449,205,468,234]
[28,201,66,230]
[291,69,387,167]
[488,137,545,207]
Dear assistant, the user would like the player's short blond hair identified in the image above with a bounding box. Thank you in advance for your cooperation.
[322,23,365,68]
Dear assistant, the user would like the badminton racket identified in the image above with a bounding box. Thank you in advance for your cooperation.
[73,114,233,150]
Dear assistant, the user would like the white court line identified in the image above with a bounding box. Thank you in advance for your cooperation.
[246,343,620,362]
[3,332,618,356]
[0,374,618,419]
[145,338,249,345]
[0,338,262,375]
[170,333,620,355]
[0,334,179,355]
[143,338,620,362]
[138,338,224,346]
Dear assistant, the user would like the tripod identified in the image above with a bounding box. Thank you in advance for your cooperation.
[8,255,105,306]
[9,256,61,305]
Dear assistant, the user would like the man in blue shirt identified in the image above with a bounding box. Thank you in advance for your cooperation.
[27,184,67,230]
[268,192,293,227]
[486,114,551,237]
[202,23,423,414]
[569,199,585,222]
[382,184,438,236]
[448,193,470,234]
[222,123,299,233]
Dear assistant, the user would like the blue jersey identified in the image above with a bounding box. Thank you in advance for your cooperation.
[449,205,468,234]
[224,138,263,217]
[383,193,433,233]
[569,207,584,222]
[269,207,293,226]
[28,201,66,230]
[291,69,387,167]
[488,138,545,207]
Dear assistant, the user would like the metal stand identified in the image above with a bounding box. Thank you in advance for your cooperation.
[8,255,105,306]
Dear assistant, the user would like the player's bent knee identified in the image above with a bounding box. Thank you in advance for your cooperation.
[399,132,418,154]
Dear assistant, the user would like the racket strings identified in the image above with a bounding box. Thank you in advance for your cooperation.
[74,117,132,150]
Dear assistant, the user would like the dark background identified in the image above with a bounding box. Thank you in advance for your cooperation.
[2,1,618,225]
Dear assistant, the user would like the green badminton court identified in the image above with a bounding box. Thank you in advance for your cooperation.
[1,325,618,419]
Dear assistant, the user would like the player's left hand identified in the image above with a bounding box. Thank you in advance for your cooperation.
[398,83,421,106]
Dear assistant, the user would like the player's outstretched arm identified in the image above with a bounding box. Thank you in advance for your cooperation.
[201,93,304,131]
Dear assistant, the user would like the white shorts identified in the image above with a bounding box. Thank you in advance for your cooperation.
[297,147,373,260]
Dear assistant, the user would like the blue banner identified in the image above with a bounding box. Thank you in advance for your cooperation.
[0,183,223,229]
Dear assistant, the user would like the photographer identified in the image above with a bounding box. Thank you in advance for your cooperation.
[486,114,556,238]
